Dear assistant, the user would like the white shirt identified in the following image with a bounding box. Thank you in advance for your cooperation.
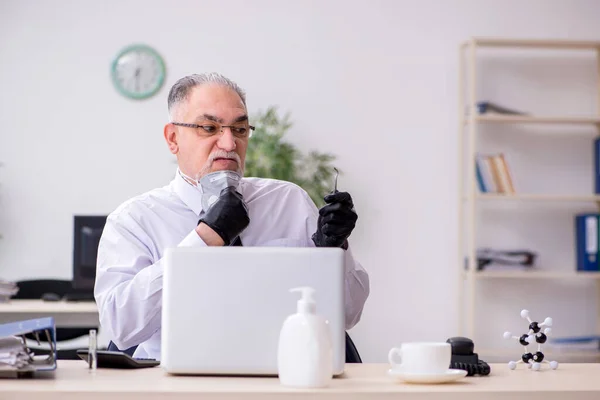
[94,169,370,360]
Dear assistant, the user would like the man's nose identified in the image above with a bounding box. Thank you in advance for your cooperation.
[216,129,236,151]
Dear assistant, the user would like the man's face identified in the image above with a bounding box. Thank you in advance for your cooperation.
[164,84,249,180]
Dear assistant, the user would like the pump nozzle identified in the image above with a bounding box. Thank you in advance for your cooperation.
[290,286,317,314]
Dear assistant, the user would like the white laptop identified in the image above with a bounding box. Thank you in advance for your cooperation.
[161,246,346,376]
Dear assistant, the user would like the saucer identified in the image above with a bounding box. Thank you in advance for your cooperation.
[387,368,468,384]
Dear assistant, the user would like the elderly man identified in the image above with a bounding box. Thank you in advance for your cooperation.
[94,73,370,360]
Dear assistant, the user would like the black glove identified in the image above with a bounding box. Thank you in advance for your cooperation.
[198,187,250,246]
[312,191,357,249]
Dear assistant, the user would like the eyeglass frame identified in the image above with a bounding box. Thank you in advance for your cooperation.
[170,121,255,138]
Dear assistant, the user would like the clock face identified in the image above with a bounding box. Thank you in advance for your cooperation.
[111,44,166,99]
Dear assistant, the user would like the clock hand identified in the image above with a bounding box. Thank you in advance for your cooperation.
[134,68,141,92]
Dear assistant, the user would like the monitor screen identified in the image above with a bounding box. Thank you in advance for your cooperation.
[72,215,107,291]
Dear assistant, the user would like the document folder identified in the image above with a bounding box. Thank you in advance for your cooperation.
[0,317,57,378]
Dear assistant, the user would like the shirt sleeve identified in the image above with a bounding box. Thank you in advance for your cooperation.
[299,189,370,330]
[340,244,370,329]
[94,211,206,350]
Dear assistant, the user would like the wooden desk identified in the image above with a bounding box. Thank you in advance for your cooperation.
[0,300,99,327]
[2,361,600,399]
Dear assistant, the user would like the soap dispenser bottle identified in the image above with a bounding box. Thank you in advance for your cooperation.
[277,286,333,388]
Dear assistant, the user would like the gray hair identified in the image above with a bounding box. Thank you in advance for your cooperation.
[167,72,247,120]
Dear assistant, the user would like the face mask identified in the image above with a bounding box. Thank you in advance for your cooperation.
[197,170,242,210]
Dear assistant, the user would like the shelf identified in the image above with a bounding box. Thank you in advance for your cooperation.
[466,270,600,280]
[465,115,600,125]
[478,347,600,363]
[463,194,600,202]
[462,37,600,50]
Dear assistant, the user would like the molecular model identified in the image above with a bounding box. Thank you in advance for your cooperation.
[503,309,559,371]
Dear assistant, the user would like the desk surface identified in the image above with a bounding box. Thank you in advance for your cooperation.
[0,299,97,313]
[2,361,600,400]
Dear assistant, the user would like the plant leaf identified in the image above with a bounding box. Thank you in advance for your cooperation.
[245,106,337,207]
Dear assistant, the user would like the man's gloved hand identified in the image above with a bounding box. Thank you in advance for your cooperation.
[198,187,250,246]
[312,191,357,250]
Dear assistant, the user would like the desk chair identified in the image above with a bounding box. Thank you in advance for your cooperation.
[14,279,99,359]
[344,332,362,363]
[108,332,363,362]
[107,340,137,356]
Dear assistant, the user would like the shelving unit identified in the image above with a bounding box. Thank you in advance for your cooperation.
[458,37,600,359]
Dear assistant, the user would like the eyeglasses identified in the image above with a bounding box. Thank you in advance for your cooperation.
[171,121,255,139]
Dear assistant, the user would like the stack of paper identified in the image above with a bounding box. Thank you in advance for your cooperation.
[0,336,30,370]
[0,280,18,302]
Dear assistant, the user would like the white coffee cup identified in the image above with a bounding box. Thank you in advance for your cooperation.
[388,342,451,374]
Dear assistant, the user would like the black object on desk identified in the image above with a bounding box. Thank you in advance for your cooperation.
[76,349,160,369]
[447,336,491,376]
[41,292,61,302]
[63,291,96,302]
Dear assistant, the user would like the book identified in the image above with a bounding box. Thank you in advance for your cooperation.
[474,153,515,194]
[575,213,600,272]
[475,156,488,192]
[498,154,515,193]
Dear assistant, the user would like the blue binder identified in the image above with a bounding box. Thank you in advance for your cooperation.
[0,317,57,376]
[575,214,600,272]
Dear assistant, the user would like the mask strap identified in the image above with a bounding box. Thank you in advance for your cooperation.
[178,169,200,188]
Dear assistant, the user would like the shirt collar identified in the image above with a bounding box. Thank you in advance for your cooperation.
[173,168,204,216]
[172,168,247,216]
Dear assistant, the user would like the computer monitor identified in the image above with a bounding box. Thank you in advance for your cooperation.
[72,215,107,292]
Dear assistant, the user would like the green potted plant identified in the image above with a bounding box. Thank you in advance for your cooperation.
[245,106,337,207]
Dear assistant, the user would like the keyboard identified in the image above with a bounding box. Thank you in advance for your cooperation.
[63,291,95,302]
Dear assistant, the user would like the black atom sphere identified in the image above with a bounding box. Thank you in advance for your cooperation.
[519,334,530,346]
[529,322,540,333]
[536,333,547,344]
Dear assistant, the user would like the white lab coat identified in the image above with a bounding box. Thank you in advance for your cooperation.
[94,170,370,360]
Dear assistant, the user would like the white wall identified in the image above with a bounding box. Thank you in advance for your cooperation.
[1,0,600,362]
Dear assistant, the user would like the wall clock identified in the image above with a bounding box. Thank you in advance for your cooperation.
[111,44,166,100]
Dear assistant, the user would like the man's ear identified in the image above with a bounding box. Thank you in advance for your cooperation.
[164,123,178,154]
